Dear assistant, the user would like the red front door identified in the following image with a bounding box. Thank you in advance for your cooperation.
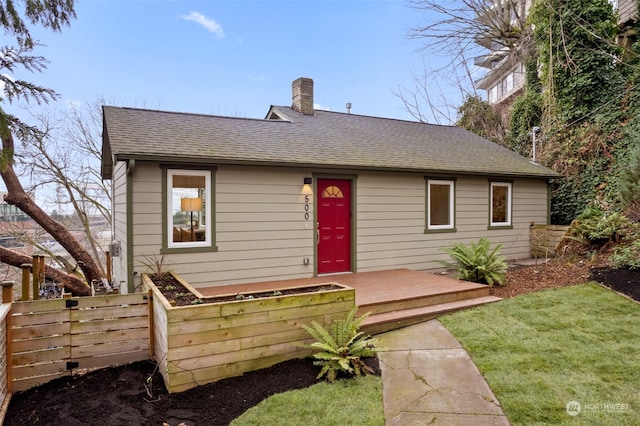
[317,179,352,274]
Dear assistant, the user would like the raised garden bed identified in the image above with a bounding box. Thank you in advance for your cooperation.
[142,271,355,393]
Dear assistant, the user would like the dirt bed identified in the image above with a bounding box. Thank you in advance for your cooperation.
[5,259,638,426]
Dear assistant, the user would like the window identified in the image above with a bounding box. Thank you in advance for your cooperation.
[514,63,525,88]
[504,72,514,93]
[322,185,344,198]
[488,84,498,104]
[426,179,455,231]
[490,181,512,227]
[166,169,215,250]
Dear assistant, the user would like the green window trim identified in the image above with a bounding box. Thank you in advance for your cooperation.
[425,177,457,233]
[161,165,218,254]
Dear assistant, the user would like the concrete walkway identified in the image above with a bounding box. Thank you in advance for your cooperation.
[376,320,510,425]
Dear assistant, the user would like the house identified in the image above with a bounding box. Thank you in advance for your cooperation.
[618,0,639,50]
[474,0,531,106]
[475,0,638,105]
[101,78,558,293]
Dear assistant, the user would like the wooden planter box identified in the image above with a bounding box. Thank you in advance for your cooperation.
[142,272,355,393]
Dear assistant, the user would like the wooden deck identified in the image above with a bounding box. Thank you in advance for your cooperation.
[198,269,501,334]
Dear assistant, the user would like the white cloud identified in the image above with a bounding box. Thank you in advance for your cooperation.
[314,103,330,111]
[182,11,225,39]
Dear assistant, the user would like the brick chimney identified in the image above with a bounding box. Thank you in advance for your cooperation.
[291,77,314,115]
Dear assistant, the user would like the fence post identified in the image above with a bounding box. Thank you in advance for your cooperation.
[20,264,31,301]
[38,256,45,288]
[2,281,14,393]
[31,255,40,301]
[1,281,12,304]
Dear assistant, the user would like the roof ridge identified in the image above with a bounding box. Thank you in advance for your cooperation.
[271,105,458,128]
[103,105,278,123]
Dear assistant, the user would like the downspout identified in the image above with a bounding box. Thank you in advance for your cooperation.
[531,126,540,163]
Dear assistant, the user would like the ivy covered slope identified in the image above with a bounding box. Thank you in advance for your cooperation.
[529,0,638,225]
[459,0,640,225]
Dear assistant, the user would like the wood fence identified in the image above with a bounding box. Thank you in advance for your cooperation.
[0,284,11,425]
[7,291,150,393]
[530,222,572,258]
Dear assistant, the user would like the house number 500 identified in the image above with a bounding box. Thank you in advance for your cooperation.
[304,195,310,220]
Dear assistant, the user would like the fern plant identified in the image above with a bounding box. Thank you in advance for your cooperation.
[570,207,630,246]
[438,237,507,286]
[301,307,377,382]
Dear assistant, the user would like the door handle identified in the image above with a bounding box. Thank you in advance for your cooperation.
[317,222,320,245]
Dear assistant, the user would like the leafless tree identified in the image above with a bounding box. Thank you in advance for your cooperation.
[395,46,480,124]
[0,1,100,295]
[398,0,531,123]
[15,101,111,276]
[408,0,529,54]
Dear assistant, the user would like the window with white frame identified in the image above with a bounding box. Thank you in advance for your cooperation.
[166,169,213,249]
[504,72,514,93]
[426,179,455,231]
[490,181,512,227]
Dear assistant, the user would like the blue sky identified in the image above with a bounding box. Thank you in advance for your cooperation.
[26,0,458,122]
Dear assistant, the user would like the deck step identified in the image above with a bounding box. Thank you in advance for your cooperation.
[361,295,502,335]
[359,286,490,315]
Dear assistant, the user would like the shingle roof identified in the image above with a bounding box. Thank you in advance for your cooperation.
[101,105,558,179]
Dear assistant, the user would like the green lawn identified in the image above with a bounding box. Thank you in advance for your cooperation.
[229,283,638,425]
[231,374,383,426]
[440,283,640,425]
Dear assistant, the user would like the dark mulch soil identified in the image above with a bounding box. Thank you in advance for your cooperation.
[5,357,379,426]
[489,257,639,302]
[590,266,640,301]
[5,255,638,426]
[154,273,341,306]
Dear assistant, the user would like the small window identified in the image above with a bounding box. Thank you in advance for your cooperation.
[167,169,212,249]
[488,85,498,103]
[504,72,514,93]
[490,181,512,227]
[426,179,455,231]
[322,185,344,198]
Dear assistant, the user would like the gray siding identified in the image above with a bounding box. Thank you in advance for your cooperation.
[125,164,549,290]
[111,161,128,291]
[129,164,315,289]
[356,174,548,272]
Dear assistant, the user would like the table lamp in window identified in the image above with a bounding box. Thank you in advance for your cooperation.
[181,197,202,241]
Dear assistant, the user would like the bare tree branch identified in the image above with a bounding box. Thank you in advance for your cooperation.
[397,1,533,122]
[17,101,112,279]
[0,244,89,296]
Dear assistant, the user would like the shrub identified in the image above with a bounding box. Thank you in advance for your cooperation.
[301,307,376,383]
[438,238,507,286]
[570,207,631,245]
[610,224,640,269]
[611,241,640,269]
[618,141,640,210]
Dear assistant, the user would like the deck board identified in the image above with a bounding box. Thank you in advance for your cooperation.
[197,269,488,306]
[197,269,497,333]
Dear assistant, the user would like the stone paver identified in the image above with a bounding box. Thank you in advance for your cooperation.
[377,320,510,425]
